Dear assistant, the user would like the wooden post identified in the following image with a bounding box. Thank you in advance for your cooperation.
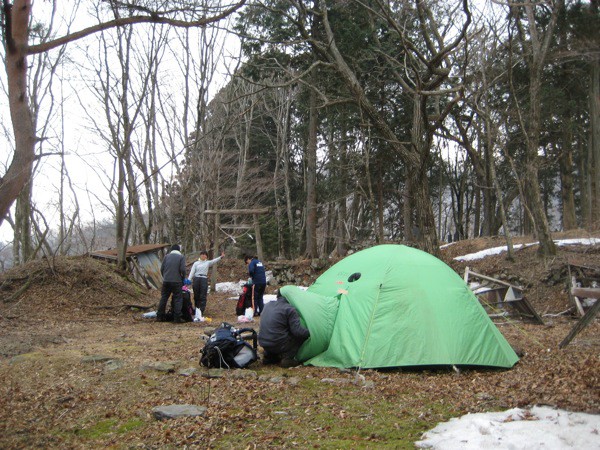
[559,298,600,348]
[253,213,264,261]
[204,208,269,261]
[211,212,220,293]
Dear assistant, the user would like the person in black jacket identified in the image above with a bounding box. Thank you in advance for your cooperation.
[157,244,187,323]
[258,291,310,367]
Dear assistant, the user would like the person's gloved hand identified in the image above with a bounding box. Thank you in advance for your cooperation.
[247,278,253,286]
[184,278,192,285]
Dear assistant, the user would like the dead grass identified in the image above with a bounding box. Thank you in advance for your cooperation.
[0,240,599,449]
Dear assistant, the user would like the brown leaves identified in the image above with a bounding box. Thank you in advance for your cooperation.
[0,242,599,448]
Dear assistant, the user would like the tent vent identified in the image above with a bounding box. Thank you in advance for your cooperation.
[348,272,361,282]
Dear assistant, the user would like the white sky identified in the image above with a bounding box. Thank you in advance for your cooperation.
[0,3,241,244]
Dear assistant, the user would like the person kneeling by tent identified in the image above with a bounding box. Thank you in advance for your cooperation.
[258,290,310,368]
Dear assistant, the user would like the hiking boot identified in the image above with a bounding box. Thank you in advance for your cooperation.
[173,317,184,324]
[156,314,167,322]
[280,358,301,368]
[262,356,280,365]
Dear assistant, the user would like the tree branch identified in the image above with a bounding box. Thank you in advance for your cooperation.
[27,1,246,55]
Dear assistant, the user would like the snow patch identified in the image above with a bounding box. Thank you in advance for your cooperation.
[415,406,600,449]
[454,238,600,262]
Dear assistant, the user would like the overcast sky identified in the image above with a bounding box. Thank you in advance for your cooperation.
[0,3,240,244]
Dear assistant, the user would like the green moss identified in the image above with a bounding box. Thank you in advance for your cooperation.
[117,418,145,433]
[73,419,118,438]
[214,378,457,449]
[9,351,44,364]
[69,417,145,440]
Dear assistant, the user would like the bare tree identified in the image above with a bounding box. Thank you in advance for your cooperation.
[0,0,246,229]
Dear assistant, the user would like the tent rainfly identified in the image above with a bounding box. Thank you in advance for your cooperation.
[281,244,519,369]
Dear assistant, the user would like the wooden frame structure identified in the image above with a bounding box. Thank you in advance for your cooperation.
[464,267,544,324]
[560,262,600,348]
[204,208,270,290]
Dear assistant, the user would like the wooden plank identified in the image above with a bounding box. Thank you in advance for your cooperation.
[204,208,270,215]
[463,268,523,290]
[573,297,586,317]
[559,298,600,348]
[219,224,254,230]
[567,261,600,272]
[571,287,600,299]
[518,296,544,324]
[568,271,586,317]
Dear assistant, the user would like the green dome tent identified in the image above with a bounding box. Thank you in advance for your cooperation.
[280,244,518,369]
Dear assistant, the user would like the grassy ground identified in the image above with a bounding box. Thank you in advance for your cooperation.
[1,241,599,449]
[1,307,598,449]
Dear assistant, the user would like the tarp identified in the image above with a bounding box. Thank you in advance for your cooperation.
[281,244,519,369]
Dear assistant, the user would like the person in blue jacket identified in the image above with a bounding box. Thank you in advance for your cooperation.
[245,255,267,315]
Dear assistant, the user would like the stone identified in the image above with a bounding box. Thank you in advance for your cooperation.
[82,355,115,363]
[104,359,124,371]
[140,361,178,372]
[201,368,225,378]
[152,404,207,420]
[178,367,198,376]
[229,369,258,379]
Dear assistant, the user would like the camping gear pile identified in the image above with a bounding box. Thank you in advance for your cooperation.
[200,322,258,369]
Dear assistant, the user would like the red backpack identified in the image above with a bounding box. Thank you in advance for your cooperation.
[235,283,254,315]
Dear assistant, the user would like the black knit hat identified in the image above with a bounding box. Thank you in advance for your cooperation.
[171,244,181,252]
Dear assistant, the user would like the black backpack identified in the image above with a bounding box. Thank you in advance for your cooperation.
[200,322,258,369]
[165,290,194,322]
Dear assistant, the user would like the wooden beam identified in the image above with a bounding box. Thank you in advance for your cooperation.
[571,287,600,299]
[204,208,270,215]
[254,213,264,261]
[559,298,600,348]
[219,224,254,230]
[464,267,523,290]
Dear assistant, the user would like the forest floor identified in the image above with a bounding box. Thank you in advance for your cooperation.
[0,233,598,449]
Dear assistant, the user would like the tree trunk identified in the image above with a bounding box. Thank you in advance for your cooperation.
[376,159,385,243]
[591,59,600,229]
[525,75,556,256]
[403,172,413,241]
[13,180,33,264]
[305,85,318,258]
[115,156,128,271]
[559,141,577,231]
[336,126,348,257]
[0,1,36,228]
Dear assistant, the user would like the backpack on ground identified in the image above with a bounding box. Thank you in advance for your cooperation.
[200,322,258,369]
[235,283,254,316]
[165,290,194,322]
[181,289,194,322]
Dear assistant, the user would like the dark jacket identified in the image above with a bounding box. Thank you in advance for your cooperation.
[258,296,310,351]
[161,250,186,283]
[248,258,267,285]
